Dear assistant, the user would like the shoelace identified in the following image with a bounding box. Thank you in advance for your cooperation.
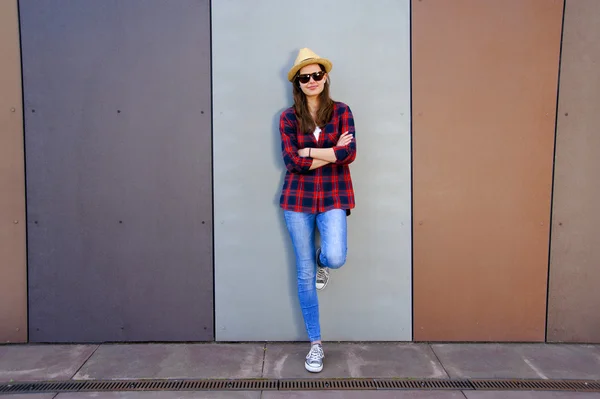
[316,267,328,282]
[307,345,324,362]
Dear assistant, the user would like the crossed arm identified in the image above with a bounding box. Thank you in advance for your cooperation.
[308,158,331,170]
[302,106,358,169]
[280,107,357,173]
[297,132,353,170]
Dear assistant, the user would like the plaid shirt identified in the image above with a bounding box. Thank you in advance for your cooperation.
[279,102,356,214]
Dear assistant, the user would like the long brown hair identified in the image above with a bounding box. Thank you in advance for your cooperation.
[292,64,334,134]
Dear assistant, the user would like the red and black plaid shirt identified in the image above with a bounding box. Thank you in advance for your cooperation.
[279,102,356,214]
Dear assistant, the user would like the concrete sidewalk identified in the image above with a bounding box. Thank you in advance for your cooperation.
[1,342,600,398]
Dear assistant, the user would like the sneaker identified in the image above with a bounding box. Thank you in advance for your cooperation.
[305,343,324,373]
[315,248,329,290]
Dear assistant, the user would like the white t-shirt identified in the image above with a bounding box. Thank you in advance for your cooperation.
[313,126,321,141]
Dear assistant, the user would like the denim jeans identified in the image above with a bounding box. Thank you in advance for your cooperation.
[283,209,348,342]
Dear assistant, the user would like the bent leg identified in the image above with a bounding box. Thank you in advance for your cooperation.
[316,209,347,270]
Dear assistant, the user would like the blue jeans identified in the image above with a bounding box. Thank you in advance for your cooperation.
[283,209,348,342]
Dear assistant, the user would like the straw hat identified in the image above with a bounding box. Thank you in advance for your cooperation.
[287,48,333,82]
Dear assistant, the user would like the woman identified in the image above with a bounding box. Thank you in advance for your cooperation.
[279,48,357,373]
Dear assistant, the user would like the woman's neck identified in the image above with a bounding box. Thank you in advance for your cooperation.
[307,96,319,119]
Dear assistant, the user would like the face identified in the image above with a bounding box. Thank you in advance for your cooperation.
[297,64,327,98]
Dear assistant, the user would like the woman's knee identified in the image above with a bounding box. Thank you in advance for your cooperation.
[323,248,346,269]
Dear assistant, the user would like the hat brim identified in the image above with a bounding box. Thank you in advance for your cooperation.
[287,58,332,82]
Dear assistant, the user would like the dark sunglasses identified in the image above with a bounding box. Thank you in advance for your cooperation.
[296,71,326,84]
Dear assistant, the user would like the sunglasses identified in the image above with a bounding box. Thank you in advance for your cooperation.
[296,71,326,84]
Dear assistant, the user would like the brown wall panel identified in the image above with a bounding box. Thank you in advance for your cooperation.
[0,0,27,343]
[548,0,600,343]
[413,0,563,341]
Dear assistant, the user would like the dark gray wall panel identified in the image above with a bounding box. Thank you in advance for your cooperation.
[21,0,213,342]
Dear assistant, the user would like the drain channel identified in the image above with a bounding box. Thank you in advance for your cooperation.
[472,379,600,391]
[1,378,600,394]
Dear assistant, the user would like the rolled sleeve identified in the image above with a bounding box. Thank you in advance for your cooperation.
[334,105,357,165]
[280,113,313,173]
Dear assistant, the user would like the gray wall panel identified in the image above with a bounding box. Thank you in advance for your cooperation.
[548,0,600,343]
[22,0,213,342]
[213,0,412,341]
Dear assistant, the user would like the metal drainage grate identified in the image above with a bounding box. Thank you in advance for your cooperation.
[280,379,376,390]
[0,379,277,394]
[179,379,278,391]
[0,380,84,394]
[2,378,600,394]
[81,380,184,392]
[376,379,473,390]
[472,379,600,392]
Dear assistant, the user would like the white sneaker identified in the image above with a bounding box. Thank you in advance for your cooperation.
[315,248,329,290]
[305,343,324,373]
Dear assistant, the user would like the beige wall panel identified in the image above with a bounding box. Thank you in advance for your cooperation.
[548,0,600,343]
[413,0,563,341]
[0,0,27,343]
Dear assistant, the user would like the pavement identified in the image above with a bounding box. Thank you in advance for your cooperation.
[1,342,600,398]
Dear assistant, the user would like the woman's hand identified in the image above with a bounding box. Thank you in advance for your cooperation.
[298,148,311,158]
[336,131,353,147]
